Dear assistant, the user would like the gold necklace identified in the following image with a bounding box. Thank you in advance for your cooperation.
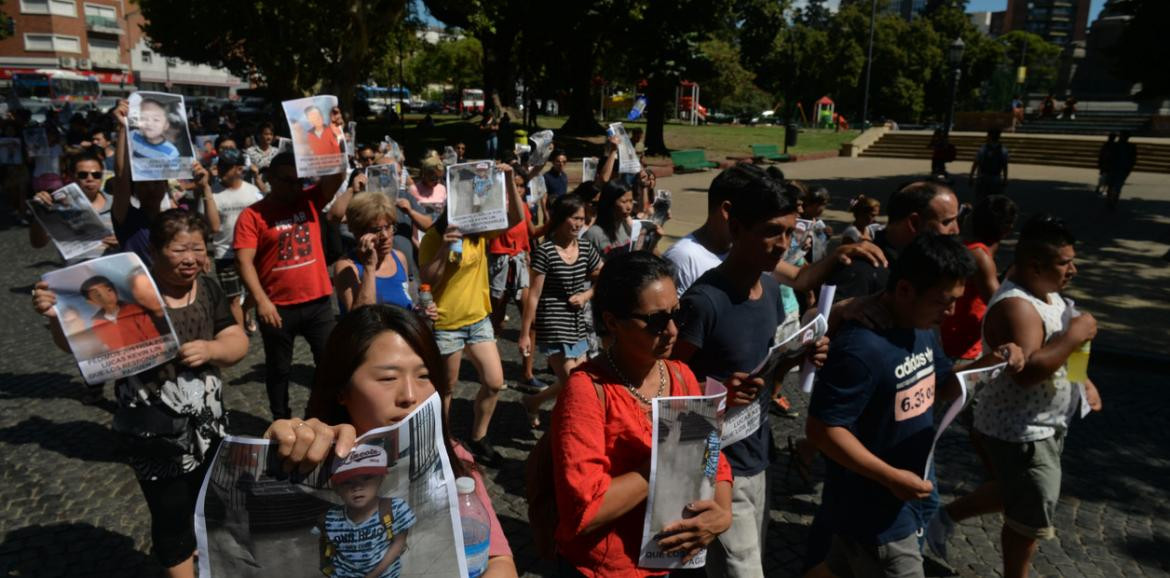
[606,348,666,405]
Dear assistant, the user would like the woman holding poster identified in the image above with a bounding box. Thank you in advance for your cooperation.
[263,305,519,577]
[549,251,732,577]
[31,209,249,578]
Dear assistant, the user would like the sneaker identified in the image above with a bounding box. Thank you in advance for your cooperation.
[925,508,956,562]
[465,437,502,467]
[515,377,549,394]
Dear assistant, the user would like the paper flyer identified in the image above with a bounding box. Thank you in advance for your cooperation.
[526,130,554,170]
[800,284,835,393]
[126,91,195,181]
[923,363,1006,477]
[446,161,508,234]
[706,314,828,445]
[42,253,180,384]
[281,95,348,178]
[582,157,598,183]
[27,182,113,261]
[23,126,50,157]
[196,393,468,578]
[608,123,642,175]
[366,163,401,198]
[527,174,547,209]
[639,392,725,570]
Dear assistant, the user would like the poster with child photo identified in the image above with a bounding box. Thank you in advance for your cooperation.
[42,253,180,384]
[126,92,195,181]
[195,393,467,578]
[446,161,508,234]
[282,95,348,178]
[27,182,114,261]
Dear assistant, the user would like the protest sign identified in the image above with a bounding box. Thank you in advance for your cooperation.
[608,123,642,175]
[441,145,459,167]
[27,183,113,261]
[784,218,814,265]
[346,120,357,157]
[282,95,347,178]
[446,161,508,234]
[527,174,547,209]
[196,393,467,578]
[639,391,725,570]
[366,163,401,198]
[582,157,598,183]
[526,130,554,170]
[194,134,218,154]
[43,253,179,384]
[126,92,195,181]
[0,137,22,165]
[923,363,1006,477]
[707,314,828,446]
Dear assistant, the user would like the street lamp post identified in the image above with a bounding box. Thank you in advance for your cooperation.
[943,37,966,138]
[860,0,877,131]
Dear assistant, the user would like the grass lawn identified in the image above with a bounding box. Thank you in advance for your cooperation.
[353,113,856,164]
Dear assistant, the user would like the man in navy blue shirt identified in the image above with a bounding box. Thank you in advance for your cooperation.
[807,233,1023,578]
[542,149,569,198]
[674,163,828,578]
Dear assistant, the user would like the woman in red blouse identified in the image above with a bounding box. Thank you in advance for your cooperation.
[551,251,734,577]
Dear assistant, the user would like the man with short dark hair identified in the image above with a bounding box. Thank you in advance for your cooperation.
[807,234,1023,578]
[673,163,829,578]
[926,214,1098,578]
[542,150,569,198]
[828,181,960,302]
[234,151,346,419]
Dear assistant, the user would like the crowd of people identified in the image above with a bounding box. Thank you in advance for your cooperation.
[14,98,1102,578]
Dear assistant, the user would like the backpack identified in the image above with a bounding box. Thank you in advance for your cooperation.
[523,361,687,560]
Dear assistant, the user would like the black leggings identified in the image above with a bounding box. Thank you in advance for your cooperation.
[136,455,214,568]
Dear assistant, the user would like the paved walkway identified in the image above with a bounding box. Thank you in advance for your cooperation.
[1,156,1168,576]
[657,157,1170,359]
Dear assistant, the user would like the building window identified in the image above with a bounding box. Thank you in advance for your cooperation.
[141,51,152,64]
[83,3,118,29]
[23,33,81,53]
[21,0,76,17]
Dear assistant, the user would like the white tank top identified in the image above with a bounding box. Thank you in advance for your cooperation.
[974,280,1073,442]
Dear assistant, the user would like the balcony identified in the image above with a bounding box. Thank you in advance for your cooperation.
[85,15,123,35]
[89,51,123,70]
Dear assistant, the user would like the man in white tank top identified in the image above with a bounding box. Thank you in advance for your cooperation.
[925,214,1100,578]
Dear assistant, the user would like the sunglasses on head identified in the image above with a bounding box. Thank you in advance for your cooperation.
[626,307,682,335]
[75,171,102,180]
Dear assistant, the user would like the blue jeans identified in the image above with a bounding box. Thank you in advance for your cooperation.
[434,315,495,356]
[485,134,498,159]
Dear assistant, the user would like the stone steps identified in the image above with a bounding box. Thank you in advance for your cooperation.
[860,133,1170,173]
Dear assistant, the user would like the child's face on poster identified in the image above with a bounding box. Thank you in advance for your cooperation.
[138,102,170,142]
[335,474,382,510]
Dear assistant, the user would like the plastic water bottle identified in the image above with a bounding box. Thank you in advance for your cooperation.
[1067,341,1091,383]
[457,476,490,578]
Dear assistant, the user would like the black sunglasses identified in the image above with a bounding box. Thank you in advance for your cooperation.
[626,307,682,335]
[75,171,102,180]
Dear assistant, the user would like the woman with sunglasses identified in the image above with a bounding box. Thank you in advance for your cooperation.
[518,194,600,427]
[263,305,518,578]
[550,251,733,577]
[332,192,420,315]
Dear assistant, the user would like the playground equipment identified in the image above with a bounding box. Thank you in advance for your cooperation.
[676,81,707,125]
[815,96,835,129]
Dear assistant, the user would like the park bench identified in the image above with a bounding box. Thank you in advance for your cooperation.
[750,143,790,163]
[670,149,718,172]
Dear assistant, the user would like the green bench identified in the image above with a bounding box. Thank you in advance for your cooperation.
[670,149,718,171]
[750,143,790,163]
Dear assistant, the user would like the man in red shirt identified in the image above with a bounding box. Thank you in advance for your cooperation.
[235,152,346,419]
[82,275,161,352]
[302,106,341,157]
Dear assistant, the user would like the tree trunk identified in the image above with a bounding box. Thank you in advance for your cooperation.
[643,76,670,156]
[561,49,603,134]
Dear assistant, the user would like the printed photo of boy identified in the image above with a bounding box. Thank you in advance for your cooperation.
[317,444,416,578]
[130,98,180,161]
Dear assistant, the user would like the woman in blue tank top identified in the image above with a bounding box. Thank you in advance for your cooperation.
[334,192,413,314]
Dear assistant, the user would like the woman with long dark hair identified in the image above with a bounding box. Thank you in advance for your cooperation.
[265,305,518,577]
[582,180,636,256]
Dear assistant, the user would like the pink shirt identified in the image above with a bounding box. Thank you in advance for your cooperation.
[454,443,513,559]
[412,181,447,205]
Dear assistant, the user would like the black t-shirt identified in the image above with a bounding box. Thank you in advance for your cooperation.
[677,268,784,476]
[809,321,954,544]
[543,171,569,197]
[826,229,899,302]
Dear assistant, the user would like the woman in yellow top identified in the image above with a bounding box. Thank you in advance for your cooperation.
[419,162,525,465]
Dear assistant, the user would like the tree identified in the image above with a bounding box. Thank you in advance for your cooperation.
[1108,0,1170,98]
[137,0,407,115]
[405,36,484,97]
[696,37,773,117]
[997,31,1061,96]
[796,0,832,29]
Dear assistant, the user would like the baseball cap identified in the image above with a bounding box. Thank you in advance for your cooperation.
[216,148,244,171]
[330,443,388,485]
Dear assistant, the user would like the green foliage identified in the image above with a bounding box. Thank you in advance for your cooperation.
[138,0,407,109]
[696,38,773,116]
[997,31,1062,95]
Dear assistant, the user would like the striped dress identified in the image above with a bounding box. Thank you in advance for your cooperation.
[531,240,601,346]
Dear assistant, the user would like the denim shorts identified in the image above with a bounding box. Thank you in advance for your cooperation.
[434,315,496,356]
[537,339,590,360]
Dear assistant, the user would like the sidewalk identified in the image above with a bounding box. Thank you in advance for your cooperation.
[655,157,1170,360]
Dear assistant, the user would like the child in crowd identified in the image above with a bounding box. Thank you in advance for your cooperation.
[842,195,882,244]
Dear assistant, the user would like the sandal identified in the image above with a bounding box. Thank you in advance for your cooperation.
[523,396,542,429]
[786,436,814,489]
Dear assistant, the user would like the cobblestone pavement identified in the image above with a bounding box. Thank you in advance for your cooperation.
[1,219,1168,577]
